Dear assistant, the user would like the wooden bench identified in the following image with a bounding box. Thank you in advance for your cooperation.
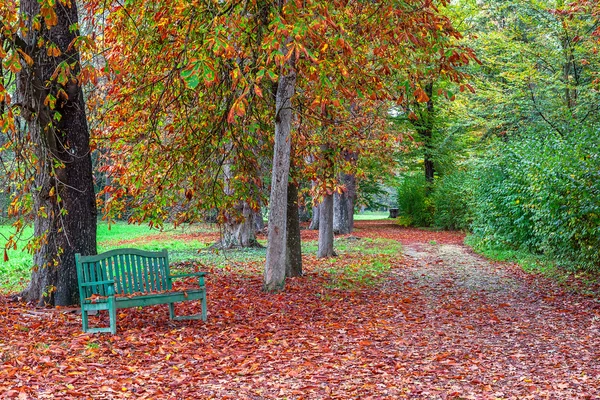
[75,248,207,334]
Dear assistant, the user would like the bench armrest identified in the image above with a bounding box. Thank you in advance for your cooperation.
[169,272,207,289]
[79,280,115,287]
[169,272,208,279]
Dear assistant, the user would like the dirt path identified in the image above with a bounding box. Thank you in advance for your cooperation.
[381,241,600,398]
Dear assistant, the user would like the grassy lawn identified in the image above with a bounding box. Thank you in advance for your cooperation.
[353,210,390,220]
[0,222,220,293]
[0,220,401,294]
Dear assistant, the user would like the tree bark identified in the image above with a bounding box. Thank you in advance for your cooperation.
[218,202,259,248]
[308,203,320,230]
[253,208,265,232]
[317,193,335,258]
[285,182,302,277]
[333,172,356,234]
[216,141,259,248]
[18,0,97,306]
[423,82,435,187]
[264,48,296,292]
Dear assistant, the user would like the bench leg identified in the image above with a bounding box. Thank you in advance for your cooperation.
[201,291,207,322]
[108,296,117,335]
[82,308,89,333]
[168,296,207,322]
[168,303,176,320]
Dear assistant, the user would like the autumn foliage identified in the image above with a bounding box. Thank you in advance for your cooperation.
[86,0,476,225]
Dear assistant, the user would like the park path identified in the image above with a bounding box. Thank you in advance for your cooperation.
[376,238,600,399]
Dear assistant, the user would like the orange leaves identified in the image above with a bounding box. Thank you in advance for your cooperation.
[413,87,430,103]
[16,49,33,66]
[227,96,248,124]
[40,0,59,28]
[46,43,61,57]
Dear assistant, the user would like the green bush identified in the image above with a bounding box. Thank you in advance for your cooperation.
[431,170,474,231]
[396,174,433,227]
[471,131,600,271]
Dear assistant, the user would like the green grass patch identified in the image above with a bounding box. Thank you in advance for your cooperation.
[353,211,390,220]
[302,237,401,256]
[1,220,402,294]
[0,222,220,293]
[465,235,554,273]
[306,237,402,290]
[322,258,392,290]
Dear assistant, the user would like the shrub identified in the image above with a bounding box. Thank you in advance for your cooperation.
[396,174,433,227]
[431,170,474,231]
[471,131,600,271]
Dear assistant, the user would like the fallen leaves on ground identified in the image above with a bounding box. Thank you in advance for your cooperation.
[1,221,599,399]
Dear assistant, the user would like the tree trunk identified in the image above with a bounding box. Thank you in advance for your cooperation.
[317,194,335,258]
[218,202,259,248]
[18,0,97,306]
[285,182,302,277]
[423,82,435,187]
[308,203,320,230]
[264,48,296,292]
[333,172,356,234]
[253,208,265,232]
[217,142,258,248]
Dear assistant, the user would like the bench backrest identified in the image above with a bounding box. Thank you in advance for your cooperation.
[75,249,171,302]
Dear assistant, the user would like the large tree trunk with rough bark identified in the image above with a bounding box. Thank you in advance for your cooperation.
[18,0,97,306]
[218,202,259,248]
[285,182,302,277]
[264,45,296,292]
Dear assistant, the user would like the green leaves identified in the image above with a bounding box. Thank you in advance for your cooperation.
[181,60,216,89]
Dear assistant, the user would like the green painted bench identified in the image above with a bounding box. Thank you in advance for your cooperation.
[75,248,207,334]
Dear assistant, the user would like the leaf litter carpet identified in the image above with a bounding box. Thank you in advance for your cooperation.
[1,221,599,399]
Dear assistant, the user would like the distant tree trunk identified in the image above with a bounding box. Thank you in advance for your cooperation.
[253,208,265,232]
[318,194,335,258]
[308,203,320,230]
[218,202,259,248]
[333,150,357,234]
[298,204,311,223]
[333,172,356,234]
[264,42,296,292]
[423,82,435,187]
[217,144,258,248]
[18,0,97,306]
[285,182,302,277]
